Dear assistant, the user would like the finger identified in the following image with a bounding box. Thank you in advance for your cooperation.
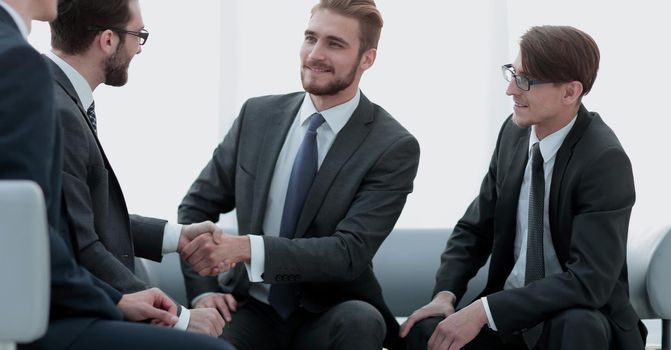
[144,305,179,326]
[441,337,455,350]
[428,327,441,350]
[186,248,209,269]
[192,258,216,276]
[211,226,224,244]
[151,319,172,327]
[182,235,210,261]
[448,339,463,350]
[399,317,415,338]
[193,297,210,309]
[224,294,237,312]
[155,293,178,315]
[215,296,232,322]
[213,311,225,334]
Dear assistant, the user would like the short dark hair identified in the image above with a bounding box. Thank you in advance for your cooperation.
[311,0,383,56]
[520,25,600,96]
[50,0,133,55]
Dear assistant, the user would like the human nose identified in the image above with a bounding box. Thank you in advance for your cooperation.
[505,78,520,96]
[307,41,326,61]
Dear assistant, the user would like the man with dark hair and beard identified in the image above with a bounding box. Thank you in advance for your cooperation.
[176,0,420,349]
[45,0,235,339]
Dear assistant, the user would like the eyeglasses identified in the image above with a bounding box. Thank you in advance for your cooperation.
[501,64,550,91]
[88,26,149,46]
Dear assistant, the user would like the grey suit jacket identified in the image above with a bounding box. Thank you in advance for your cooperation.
[434,105,646,348]
[46,57,168,294]
[179,92,420,349]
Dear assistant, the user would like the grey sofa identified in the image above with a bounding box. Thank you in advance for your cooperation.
[137,226,671,349]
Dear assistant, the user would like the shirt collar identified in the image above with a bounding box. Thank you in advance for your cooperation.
[529,115,578,163]
[298,90,361,134]
[0,1,29,39]
[45,50,94,110]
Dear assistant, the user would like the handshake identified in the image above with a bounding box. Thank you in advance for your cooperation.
[176,221,251,276]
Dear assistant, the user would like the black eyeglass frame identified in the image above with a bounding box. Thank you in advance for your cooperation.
[88,26,149,45]
[501,64,550,91]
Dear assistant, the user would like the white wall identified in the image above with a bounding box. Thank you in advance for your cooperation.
[28,1,671,234]
[505,0,671,235]
[29,2,224,222]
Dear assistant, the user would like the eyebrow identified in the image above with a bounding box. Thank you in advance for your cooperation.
[304,30,350,47]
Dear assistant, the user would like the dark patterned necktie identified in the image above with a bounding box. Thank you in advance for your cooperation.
[86,101,97,134]
[268,112,325,319]
[525,142,545,284]
[523,142,545,348]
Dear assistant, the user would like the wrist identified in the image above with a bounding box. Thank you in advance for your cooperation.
[435,291,456,306]
[473,299,488,327]
[233,235,251,263]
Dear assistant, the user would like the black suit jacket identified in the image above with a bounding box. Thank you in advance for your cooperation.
[179,92,420,349]
[434,105,646,349]
[0,8,123,350]
[44,57,168,294]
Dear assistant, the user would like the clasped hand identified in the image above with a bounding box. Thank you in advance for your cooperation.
[177,221,248,276]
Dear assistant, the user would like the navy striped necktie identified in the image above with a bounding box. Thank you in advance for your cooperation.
[269,112,325,319]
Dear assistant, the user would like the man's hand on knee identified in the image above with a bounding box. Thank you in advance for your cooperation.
[400,292,456,338]
[193,292,237,323]
[427,299,487,350]
[187,307,225,337]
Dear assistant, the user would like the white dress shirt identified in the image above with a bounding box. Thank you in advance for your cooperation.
[45,51,188,327]
[0,1,29,39]
[482,115,577,330]
[243,90,361,304]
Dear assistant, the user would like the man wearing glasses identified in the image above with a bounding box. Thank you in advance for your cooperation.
[44,0,232,339]
[400,26,646,349]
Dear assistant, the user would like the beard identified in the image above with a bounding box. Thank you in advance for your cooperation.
[103,45,132,87]
[511,113,531,128]
[301,61,358,96]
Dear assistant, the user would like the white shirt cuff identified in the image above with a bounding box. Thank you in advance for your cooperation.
[481,297,497,331]
[173,305,190,331]
[162,223,183,255]
[244,235,265,282]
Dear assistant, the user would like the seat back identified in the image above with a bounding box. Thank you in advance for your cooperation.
[628,224,671,320]
[0,181,49,344]
[372,228,489,316]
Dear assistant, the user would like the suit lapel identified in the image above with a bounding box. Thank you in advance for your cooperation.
[294,94,374,238]
[548,104,592,262]
[46,57,133,234]
[491,127,529,285]
[0,7,18,33]
[45,57,97,134]
[249,94,304,234]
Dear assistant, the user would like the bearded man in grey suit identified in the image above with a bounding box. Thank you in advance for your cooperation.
[178,0,420,349]
[46,0,230,338]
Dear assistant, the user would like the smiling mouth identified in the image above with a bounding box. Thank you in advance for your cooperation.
[306,65,332,73]
[514,101,528,108]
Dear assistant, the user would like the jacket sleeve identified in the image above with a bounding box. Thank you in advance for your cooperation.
[58,100,147,293]
[178,103,247,302]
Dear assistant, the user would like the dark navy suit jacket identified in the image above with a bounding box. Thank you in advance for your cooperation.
[0,7,123,349]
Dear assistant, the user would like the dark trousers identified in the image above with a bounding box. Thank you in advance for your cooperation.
[222,297,386,350]
[19,319,236,350]
[406,309,611,350]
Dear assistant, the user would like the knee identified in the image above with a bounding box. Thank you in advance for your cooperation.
[333,300,386,338]
[549,308,609,338]
[405,317,443,350]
